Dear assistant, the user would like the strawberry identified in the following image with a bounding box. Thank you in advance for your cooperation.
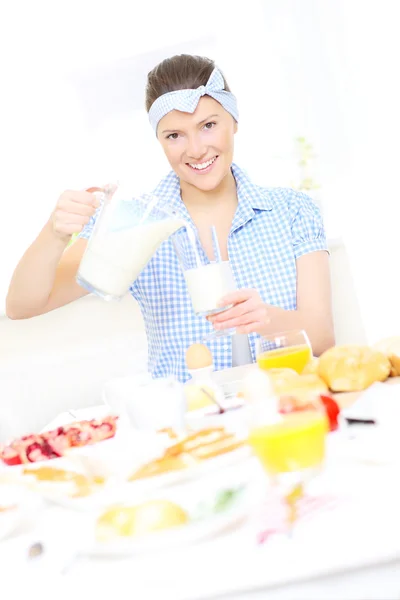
[319,394,340,431]
[0,445,22,466]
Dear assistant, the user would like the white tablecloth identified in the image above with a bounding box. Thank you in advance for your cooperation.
[2,408,400,599]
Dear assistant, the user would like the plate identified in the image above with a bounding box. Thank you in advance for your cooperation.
[0,483,42,541]
[13,433,166,510]
[126,443,252,491]
[40,444,253,511]
[81,467,262,556]
[40,405,112,432]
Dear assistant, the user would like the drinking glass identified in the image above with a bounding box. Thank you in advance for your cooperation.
[172,225,237,341]
[247,401,328,535]
[256,329,312,374]
[76,185,187,301]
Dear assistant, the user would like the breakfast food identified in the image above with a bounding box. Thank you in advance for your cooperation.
[156,428,179,439]
[166,428,244,460]
[318,345,391,392]
[279,393,340,432]
[185,343,213,370]
[22,466,105,498]
[185,384,216,411]
[129,427,245,481]
[130,454,196,480]
[96,500,189,541]
[273,372,328,400]
[266,368,299,390]
[302,358,319,375]
[238,368,327,403]
[373,336,400,376]
[0,416,118,466]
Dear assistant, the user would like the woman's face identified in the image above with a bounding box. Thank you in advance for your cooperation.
[157,96,237,192]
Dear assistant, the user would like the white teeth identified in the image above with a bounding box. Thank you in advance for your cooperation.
[189,157,216,170]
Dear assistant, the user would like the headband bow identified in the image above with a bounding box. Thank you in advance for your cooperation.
[148,68,239,133]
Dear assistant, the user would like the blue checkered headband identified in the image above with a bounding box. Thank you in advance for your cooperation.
[148,68,239,133]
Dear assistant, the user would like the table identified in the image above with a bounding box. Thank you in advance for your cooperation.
[2,377,400,600]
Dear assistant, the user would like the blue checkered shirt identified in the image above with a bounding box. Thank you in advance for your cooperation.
[79,164,327,382]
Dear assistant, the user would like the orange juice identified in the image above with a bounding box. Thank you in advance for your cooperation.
[248,411,328,474]
[256,344,311,374]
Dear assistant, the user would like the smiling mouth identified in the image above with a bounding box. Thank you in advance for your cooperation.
[186,156,218,172]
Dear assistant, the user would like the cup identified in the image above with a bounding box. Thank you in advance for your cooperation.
[173,225,238,342]
[102,372,153,418]
[256,329,313,374]
[104,375,187,434]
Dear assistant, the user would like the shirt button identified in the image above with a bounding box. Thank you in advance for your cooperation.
[223,343,230,351]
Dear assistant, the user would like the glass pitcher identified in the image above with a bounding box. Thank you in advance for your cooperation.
[76,185,187,301]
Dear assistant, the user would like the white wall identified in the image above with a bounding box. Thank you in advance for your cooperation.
[1,0,399,343]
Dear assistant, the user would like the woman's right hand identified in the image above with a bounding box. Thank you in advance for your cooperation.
[50,186,103,243]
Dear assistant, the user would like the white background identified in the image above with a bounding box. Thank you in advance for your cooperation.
[1,0,399,342]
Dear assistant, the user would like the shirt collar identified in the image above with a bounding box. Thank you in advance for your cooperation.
[151,163,275,225]
[230,163,274,232]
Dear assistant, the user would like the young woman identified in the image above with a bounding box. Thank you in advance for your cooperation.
[6,54,335,382]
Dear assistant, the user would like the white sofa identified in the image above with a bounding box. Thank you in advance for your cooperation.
[0,294,147,442]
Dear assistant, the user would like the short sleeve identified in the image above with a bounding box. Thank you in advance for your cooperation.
[289,191,328,259]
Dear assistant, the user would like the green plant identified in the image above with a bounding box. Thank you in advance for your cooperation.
[292,136,320,192]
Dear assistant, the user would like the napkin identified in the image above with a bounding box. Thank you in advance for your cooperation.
[341,381,400,426]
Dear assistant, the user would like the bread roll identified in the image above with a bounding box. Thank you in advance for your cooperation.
[267,368,299,393]
[273,373,328,400]
[373,336,400,377]
[318,345,391,392]
[302,358,319,375]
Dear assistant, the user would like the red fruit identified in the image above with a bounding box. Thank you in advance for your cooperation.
[64,424,93,447]
[42,427,71,455]
[0,416,119,467]
[0,445,22,466]
[19,435,62,463]
[319,394,340,431]
[89,416,118,441]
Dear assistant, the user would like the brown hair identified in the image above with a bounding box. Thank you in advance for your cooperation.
[145,54,231,112]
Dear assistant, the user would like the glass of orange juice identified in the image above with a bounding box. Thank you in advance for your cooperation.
[256,329,312,374]
[248,405,328,535]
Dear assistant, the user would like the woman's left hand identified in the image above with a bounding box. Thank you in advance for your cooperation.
[208,289,270,334]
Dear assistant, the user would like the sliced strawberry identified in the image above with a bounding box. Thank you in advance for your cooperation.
[0,445,22,466]
[89,416,118,441]
[63,423,94,447]
[319,394,340,431]
[42,427,71,455]
[20,436,62,463]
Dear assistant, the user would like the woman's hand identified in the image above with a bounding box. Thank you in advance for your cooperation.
[50,186,103,243]
[208,289,270,334]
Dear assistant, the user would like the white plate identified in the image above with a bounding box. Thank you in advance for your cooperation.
[82,470,262,557]
[185,405,248,435]
[124,442,252,488]
[0,484,42,540]
[40,405,112,432]
[42,445,253,511]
